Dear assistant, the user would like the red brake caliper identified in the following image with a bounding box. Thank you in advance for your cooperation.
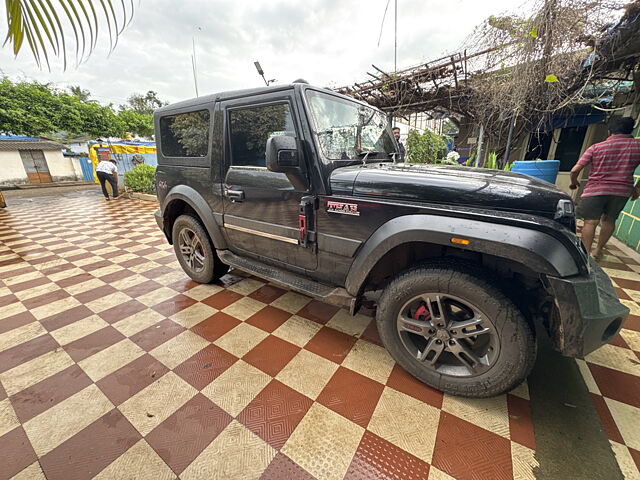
[413,304,431,322]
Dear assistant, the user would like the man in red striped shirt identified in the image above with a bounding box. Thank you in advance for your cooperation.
[570,117,640,258]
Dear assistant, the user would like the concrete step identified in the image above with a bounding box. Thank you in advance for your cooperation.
[11,181,96,190]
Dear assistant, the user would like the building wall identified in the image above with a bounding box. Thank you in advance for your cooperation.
[68,142,89,155]
[71,158,85,179]
[613,167,640,252]
[0,151,28,185]
[0,149,82,185]
[614,114,640,252]
[45,150,81,182]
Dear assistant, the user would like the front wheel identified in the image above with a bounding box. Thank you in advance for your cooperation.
[376,263,536,397]
[172,215,229,283]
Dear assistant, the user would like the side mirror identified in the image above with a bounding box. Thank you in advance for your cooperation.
[266,135,308,190]
[266,135,299,171]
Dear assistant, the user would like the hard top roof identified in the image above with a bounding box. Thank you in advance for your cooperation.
[154,83,370,114]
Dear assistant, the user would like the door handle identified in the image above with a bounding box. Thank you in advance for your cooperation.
[225,188,245,202]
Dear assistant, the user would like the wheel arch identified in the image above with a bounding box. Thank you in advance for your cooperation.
[345,214,579,297]
[161,185,227,249]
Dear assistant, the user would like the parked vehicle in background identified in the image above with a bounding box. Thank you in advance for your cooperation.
[153,82,628,397]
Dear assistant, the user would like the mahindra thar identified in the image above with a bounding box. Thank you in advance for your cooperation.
[153,82,628,397]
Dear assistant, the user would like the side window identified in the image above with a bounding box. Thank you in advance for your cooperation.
[228,103,296,167]
[160,110,210,157]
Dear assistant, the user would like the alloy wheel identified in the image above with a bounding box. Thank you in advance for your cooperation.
[177,227,206,273]
[396,293,500,377]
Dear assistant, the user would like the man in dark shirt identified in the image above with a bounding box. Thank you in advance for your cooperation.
[392,127,405,161]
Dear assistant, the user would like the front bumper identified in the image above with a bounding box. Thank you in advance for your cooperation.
[155,209,172,244]
[155,209,164,231]
[547,257,629,357]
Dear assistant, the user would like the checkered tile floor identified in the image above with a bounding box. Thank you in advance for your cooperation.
[0,193,637,480]
[577,244,640,480]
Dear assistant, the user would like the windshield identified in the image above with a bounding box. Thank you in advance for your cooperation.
[306,90,397,162]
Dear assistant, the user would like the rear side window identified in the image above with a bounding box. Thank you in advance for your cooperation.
[160,110,210,157]
[228,103,296,167]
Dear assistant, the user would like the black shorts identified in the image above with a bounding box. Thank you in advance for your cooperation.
[576,195,629,220]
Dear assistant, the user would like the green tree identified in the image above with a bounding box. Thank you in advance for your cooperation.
[125,91,167,115]
[0,76,135,137]
[167,110,211,156]
[0,77,58,135]
[78,101,123,137]
[1,77,155,139]
[405,129,448,164]
[229,105,286,152]
[68,85,92,103]
[4,0,134,69]
[118,109,154,138]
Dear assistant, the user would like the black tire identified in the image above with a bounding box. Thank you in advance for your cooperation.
[172,214,229,283]
[376,261,536,397]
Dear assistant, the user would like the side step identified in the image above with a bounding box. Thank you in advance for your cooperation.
[218,250,357,313]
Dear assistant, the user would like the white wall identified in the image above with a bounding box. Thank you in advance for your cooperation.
[0,151,27,185]
[68,142,89,154]
[70,158,84,179]
[45,150,81,181]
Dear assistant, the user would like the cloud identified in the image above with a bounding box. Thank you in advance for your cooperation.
[0,0,515,106]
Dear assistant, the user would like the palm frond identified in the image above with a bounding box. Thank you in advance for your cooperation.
[3,0,134,69]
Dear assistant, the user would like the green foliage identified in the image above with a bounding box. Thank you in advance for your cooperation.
[465,153,476,167]
[229,105,287,152]
[0,78,56,135]
[487,14,534,38]
[169,110,211,156]
[118,109,154,138]
[486,152,498,169]
[124,91,167,115]
[4,0,134,69]
[478,152,513,171]
[0,76,153,138]
[405,129,448,164]
[77,101,123,137]
[124,164,156,194]
[441,119,459,135]
[69,86,92,102]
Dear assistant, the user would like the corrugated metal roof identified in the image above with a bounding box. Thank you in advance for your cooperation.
[0,139,65,151]
[0,135,39,141]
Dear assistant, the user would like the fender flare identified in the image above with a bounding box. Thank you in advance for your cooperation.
[161,185,227,249]
[345,214,579,296]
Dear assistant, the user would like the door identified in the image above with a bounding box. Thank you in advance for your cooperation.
[221,97,317,270]
[525,131,553,160]
[20,150,52,183]
[555,125,588,172]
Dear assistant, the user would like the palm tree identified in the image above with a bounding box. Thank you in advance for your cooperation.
[69,85,93,102]
[4,0,134,69]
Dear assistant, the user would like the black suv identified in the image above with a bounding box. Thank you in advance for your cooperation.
[154,82,628,397]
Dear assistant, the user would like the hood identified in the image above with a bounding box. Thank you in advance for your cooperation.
[330,163,571,216]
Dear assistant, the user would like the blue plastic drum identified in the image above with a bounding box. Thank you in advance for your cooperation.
[511,160,561,184]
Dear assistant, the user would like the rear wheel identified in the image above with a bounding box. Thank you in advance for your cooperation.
[376,262,536,397]
[172,215,229,283]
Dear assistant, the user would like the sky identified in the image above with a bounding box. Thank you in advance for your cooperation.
[0,0,519,107]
